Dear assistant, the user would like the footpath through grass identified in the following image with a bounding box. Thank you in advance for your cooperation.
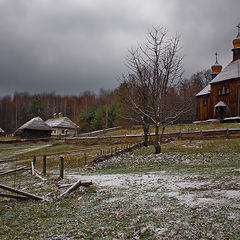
[0,138,240,239]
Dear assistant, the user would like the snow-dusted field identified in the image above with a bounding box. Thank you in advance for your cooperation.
[63,152,240,239]
[1,145,239,239]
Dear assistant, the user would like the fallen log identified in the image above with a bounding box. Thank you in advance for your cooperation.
[0,166,30,176]
[59,179,83,198]
[0,192,29,200]
[0,183,43,201]
[57,181,93,189]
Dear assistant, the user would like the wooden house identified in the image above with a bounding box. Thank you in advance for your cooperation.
[14,117,52,139]
[196,25,240,122]
[0,128,5,136]
[45,113,79,137]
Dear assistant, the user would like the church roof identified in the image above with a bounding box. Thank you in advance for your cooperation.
[45,117,79,129]
[0,128,4,133]
[214,101,227,107]
[195,84,211,97]
[15,117,52,132]
[210,59,240,84]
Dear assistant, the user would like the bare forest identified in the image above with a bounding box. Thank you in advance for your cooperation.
[0,68,210,134]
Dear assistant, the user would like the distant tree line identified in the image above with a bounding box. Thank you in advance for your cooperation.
[0,70,210,134]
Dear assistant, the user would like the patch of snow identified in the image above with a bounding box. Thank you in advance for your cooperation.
[218,190,240,199]
[104,197,123,203]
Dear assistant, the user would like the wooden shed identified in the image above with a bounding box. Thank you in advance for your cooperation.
[0,128,5,137]
[14,117,52,139]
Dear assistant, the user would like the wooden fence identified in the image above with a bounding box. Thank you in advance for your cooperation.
[65,128,240,145]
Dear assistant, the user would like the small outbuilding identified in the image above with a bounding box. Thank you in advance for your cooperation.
[0,128,5,136]
[45,113,79,137]
[14,117,52,139]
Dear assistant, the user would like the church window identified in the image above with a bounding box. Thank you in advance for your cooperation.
[203,99,207,105]
[218,89,222,96]
[222,86,225,94]
[225,87,229,94]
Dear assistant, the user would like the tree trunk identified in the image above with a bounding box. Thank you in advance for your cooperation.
[154,125,161,154]
[142,124,149,146]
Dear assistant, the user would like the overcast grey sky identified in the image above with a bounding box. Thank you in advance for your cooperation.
[0,0,239,96]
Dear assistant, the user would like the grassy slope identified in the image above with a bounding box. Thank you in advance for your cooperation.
[0,138,240,239]
[100,122,240,136]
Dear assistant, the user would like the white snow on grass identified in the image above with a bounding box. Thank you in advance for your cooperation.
[68,171,236,208]
[217,190,240,199]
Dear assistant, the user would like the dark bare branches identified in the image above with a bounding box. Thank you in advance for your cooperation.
[121,26,186,153]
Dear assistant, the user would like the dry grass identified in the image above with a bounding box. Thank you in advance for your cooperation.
[0,141,128,175]
[100,123,240,136]
[163,138,240,153]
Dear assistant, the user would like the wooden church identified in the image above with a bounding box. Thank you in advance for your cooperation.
[196,24,240,122]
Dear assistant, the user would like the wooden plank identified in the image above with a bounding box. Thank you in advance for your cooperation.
[59,179,83,198]
[0,166,30,176]
[0,192,29,200]
[0,183,43,201]
[57,181,93,189]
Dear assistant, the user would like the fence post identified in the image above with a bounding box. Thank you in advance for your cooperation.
[200,130,203,140]
[84,152,87,164]
[32,156,36,175]
[42,155,46,175]
[33,156,36,168]
[226,128,229,139]
[178,131,181,140]
[59,155,64,179]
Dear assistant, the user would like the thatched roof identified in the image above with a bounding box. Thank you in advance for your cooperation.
[45,117,79,129]
[15,117,52,133]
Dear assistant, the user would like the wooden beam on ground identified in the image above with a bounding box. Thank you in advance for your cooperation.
[59,179,83,199]
[57,181,93,189]
[0,166,30,176]
[0,192,29,200]
[0,183,43,201]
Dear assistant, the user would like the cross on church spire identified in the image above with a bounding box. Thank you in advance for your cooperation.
[215,52,219,64]
[236,22,240,38]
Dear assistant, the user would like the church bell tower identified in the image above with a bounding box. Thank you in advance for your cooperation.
[232,23,240,61]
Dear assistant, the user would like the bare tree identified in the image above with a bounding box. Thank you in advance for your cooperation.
[123,26,188,153]
[118,77,151,146]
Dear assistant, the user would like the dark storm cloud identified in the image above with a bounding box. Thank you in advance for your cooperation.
[0,0,239,96]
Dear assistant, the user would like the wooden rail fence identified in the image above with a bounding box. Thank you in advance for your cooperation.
[65,128,240,145]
